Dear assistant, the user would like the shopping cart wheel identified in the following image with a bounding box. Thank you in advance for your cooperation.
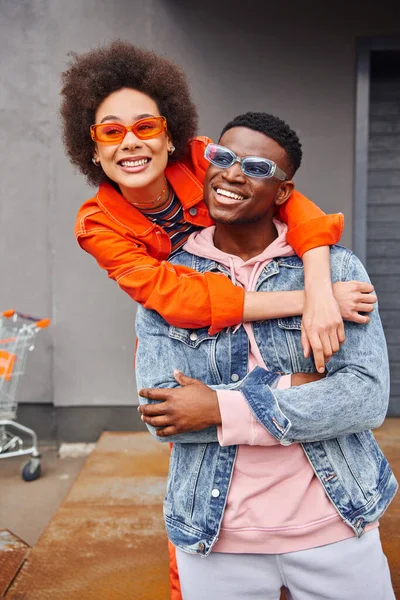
[21,458,41,482]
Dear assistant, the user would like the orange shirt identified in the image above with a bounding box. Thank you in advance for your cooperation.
[75,136,343,332]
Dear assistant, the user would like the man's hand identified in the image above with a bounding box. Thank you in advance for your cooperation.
[138,371,221,437]
[139,370,327,438]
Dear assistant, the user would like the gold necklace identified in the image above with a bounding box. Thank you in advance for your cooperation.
[132,179,169,208]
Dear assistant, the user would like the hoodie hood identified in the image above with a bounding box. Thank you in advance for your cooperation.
[184,219,295,292]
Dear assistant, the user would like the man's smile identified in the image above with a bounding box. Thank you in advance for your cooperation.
[212,185,247,205]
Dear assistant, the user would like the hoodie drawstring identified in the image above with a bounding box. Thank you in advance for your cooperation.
[248,262,261,293]
[228,256,236,287]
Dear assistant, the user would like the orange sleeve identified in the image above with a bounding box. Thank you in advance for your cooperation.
[77,225,244,334]
[183,136,212,184]
[277,190,344,257]
[168,442,182,599]
[168,534,182,599]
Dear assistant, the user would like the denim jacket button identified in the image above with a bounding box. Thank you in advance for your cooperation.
[211,488,220,498]
[189,207,198,216]
[198,542,205,553]
[190,332,198,341]
[231,373,239,382]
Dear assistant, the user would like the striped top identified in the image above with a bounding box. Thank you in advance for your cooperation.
[141,191,201,256]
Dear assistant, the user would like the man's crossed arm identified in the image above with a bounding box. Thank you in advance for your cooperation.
[138,370,324,438]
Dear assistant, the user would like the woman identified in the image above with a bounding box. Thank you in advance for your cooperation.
[60,41,376,599]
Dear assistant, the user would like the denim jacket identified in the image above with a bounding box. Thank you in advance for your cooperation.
[135,245,398,556]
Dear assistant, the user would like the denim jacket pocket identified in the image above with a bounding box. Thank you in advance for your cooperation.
[167,443,208,526]
[277,317,302,330]
[168,326,222,384]
[168,326,218,348]
[354,431,384,469]
[277,317,304,372]
[333,435,383,503]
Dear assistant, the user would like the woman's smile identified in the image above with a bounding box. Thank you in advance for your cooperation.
[117,155,152,174]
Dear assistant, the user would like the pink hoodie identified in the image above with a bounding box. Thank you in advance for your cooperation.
[184,222,370,554]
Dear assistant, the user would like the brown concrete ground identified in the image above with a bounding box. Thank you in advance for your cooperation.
[4,432,171,600]
[0,447,87,546]
[373,420,400,598]
[0,531,30,597]
[0,421,399,599]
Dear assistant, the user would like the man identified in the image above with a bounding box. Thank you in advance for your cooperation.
[136,112,396,599]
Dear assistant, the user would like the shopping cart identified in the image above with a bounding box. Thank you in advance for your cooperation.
[0,310,50,481]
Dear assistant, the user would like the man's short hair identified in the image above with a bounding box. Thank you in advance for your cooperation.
[220,112,302,177]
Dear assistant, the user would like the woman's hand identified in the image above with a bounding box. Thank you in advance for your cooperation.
[301,246,376,374]
[333,281,376,323]
[301,246,345,373]
[301,281,376,374]
[301,288,345,374]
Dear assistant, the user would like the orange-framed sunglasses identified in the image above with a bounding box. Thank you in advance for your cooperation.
[90,116,167,144]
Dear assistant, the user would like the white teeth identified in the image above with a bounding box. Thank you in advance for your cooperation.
[216,188,244,201]
[120,158,149,167]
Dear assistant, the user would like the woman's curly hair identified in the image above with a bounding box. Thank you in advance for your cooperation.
[60,40,199,186]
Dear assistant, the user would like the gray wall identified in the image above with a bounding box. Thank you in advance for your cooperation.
[0,0,399,407]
